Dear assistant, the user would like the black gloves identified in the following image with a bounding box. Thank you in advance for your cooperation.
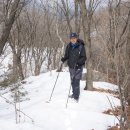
[61,57,82,69]
[75,64,81,69]
[61,57,66,63]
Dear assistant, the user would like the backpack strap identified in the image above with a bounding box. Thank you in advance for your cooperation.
[77,39,84,55]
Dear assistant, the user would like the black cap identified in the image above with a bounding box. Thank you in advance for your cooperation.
[69,33,78,38]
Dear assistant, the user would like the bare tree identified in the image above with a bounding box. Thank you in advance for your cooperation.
[61,0,72,33]
[74,0,81,35]
[0,0,27,55]
[77,0,100,90]
[9,18,25,80]
[94,0,130,129]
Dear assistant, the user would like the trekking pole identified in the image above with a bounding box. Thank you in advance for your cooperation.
[66,73,75,108]
[46,63,63,103]
[66,66,77,108]
[66,84,71,108]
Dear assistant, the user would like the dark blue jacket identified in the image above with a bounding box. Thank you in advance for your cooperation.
[62,39,87,68]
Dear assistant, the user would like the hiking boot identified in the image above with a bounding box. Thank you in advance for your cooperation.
[69,94,74,98]
[74,98,79,103]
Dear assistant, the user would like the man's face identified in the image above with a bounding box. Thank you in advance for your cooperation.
[70,37,77,44]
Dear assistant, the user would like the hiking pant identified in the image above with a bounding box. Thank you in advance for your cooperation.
[69,66,83,100]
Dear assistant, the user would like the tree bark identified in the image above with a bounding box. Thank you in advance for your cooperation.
[78,0,93,90]
[74,0,80,35]
[17,51,24,80]
[61,0,72,33]
[0,0,20,55]
[126,22,130,106]
[9,39,24,81]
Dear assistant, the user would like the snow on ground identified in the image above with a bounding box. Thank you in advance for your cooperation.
[0,69,120,130]
[93,82,118,92]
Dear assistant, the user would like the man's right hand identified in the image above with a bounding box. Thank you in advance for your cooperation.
[61,57,65,63]
[75,64,82,70]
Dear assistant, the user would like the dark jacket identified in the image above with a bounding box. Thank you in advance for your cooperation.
[61,39,87,69]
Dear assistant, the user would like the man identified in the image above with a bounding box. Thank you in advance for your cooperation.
[61,32,86,102]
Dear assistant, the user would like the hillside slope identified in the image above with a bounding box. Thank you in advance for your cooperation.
[0,69,120,130]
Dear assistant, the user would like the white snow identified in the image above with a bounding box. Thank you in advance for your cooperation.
[93,82,118,91]
[0,69,120,130]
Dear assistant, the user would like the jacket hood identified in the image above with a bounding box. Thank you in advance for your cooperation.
[77,39,85,45]
[69,39,85,46]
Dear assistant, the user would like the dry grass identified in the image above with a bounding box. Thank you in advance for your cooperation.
[93,87,119,95]
[91,86,130,130]
[103,106,121,116]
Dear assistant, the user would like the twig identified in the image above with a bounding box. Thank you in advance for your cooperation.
[106,95,120,121]
[0,94,34,123]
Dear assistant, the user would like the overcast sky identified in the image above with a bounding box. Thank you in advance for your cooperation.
[37,0,108,9]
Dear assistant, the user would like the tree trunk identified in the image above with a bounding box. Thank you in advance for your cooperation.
[0,0,20,55]
[74,0,80,35]
[13,52,18,80]
[17,52,24,80]
[34,64,41,76]
[78,0,93,90]
[126,22,130,106]
[61,0,72,33]
[9,41,24,80]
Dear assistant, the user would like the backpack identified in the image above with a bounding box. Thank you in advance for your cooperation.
[77,39,84,55]
[78,44,82,55]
